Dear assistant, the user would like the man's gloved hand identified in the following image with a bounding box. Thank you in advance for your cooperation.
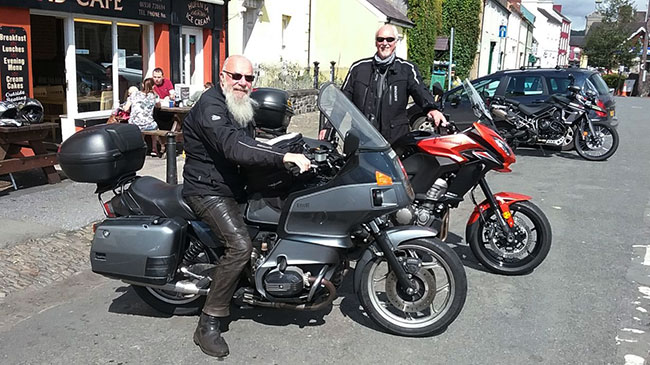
[283,153,311,173]
[427,109,448,127]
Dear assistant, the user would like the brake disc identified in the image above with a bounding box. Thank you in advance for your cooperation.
[487,217,531,259]
[385,269,437,313]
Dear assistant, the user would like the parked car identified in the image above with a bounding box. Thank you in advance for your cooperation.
[408,67,617,131]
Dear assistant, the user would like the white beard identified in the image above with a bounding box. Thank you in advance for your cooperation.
[224,88,257,127]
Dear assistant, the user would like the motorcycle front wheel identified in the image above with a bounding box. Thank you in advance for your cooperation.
[466,200,552,275]
[358,238,467,337]
[575,122,619,161]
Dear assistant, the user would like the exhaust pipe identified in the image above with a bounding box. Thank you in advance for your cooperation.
[123,280,209,296]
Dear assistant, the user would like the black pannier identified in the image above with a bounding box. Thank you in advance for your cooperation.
[58,123,146,184]
[251,87,294,137]
[90,216,187,285]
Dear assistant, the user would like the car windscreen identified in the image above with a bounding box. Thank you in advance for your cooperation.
[588,74,610,95]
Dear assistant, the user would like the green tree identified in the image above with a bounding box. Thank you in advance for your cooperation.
[441,0,482,79]
[584,0,641,70]
[407,0,437,81]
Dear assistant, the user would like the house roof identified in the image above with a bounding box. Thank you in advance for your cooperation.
[435,36,449,51]
[553,9,571,23]
[366,0,415,28]
[537,7,562,25]
[570,36,585,47]
[571,30,586,37]
[588,21,647,36]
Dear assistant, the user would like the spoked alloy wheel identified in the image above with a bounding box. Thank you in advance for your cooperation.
[575,122,619,161]
[467,201,551,275]
[359,239,467,336]
[560,126,576,151]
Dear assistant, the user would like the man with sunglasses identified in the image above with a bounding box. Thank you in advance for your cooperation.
[323,24,446,144]
[182,55,311,358]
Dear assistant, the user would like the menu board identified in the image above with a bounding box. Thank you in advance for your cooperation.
[0,26,29,103]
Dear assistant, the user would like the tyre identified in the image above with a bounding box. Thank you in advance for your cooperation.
[132,238,215,316]
[466,200,552,275]
[358,238,467,336]
[575,122,619,161]
[411,115,435,131]
[560,126,576,151]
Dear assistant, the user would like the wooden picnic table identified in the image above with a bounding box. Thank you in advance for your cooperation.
[155,105,191,132]
[0,123,61,185]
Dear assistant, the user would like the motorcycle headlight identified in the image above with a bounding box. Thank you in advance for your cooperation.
[493,136,512,157]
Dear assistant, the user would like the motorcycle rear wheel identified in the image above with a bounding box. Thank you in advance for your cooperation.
[575,122,619,161]
[358,238,467,336]
[467,200,552,275]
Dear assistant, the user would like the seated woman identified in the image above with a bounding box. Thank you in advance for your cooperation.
[122,78,163,156]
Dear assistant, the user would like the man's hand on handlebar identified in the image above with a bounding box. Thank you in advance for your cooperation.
[427,109,448,127]
[283,153,311,174]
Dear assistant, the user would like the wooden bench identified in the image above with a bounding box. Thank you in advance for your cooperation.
[0,123,61,187]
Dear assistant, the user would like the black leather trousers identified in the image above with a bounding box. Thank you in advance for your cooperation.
[185,195,252,317]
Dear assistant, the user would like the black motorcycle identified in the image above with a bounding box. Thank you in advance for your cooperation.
[490,82,619,161]
[58,83,467,337]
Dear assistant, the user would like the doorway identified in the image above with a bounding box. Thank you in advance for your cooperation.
[180,27,203,86]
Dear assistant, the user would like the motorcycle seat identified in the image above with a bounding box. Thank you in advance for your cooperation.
[127,176,197,220]
[517,103,553,116]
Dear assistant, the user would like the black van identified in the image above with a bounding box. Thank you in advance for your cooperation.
[408,67,616,131]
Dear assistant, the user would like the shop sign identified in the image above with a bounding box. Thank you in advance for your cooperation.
[0,26,29,103]
[172,0,222,29]
[1,0,172,23]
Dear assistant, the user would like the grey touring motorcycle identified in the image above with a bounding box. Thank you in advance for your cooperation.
[58,83,467,336]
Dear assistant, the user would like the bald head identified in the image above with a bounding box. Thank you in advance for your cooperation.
[375,24,399,59]
[220,55,254,99]
[222,55,253,75]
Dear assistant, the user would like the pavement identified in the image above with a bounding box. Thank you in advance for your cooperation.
[0,111,320,300]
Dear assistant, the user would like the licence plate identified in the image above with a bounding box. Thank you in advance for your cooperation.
[610,110,615,117]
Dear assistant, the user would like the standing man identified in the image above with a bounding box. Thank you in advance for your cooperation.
[182,55,311,358]
[152,67,174,99]
[328,24,446,144]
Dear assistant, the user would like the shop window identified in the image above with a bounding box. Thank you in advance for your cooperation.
[117,23,143,103]
[74,19,112,112]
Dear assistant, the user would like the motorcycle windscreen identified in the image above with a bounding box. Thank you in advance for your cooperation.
[318,83,389,150]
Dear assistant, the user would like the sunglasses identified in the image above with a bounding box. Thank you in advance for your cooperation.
[222,70,255,83]
[376,37,396,43]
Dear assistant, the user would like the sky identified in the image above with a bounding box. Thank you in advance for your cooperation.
[553,0,648,30]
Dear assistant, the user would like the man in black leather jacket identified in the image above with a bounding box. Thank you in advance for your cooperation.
[326,24,446,144]
[182,55,310,358]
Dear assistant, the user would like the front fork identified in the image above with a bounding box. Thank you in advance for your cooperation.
[477,178,516,239]
[367,219,418,293]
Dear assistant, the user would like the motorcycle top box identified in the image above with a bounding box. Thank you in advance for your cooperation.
[251,87,293,132]
[58,123,146,184]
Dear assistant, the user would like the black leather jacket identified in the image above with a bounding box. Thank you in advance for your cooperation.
[341,56,437,144]
[182,85,285,201]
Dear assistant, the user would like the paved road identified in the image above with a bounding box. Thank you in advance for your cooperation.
[1,98,649,364]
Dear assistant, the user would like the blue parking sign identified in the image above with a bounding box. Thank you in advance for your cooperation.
[499,25,507,38]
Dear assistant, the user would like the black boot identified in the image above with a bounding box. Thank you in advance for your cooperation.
[193,313,229,357]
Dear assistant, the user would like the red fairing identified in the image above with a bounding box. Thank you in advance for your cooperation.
[466,192,532,225]
[473,122,516,167]
[416,133,482,163]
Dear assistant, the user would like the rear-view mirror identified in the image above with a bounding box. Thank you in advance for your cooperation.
[432,82,444,97]
[449,94,461,107]
[568,85,581,94]
[343,131,359,157]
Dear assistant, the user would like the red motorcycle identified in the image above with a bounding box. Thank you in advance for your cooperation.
[391,80,552,275]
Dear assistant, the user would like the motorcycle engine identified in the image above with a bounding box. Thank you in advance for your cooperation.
[538,117,565,140]
[263,266,308,297]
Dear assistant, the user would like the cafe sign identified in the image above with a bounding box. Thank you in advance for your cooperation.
[1,0,172,23]
[0,26,29,103]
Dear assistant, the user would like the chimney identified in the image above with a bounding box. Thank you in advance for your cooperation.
[553,5,562,13]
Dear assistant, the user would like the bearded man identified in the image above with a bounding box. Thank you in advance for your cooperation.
[182,55,310,358]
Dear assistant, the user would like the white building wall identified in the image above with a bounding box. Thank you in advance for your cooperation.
[503,12,526,70]
[522,0,561,68]
[228,0,311,66]
[477,0,510,76]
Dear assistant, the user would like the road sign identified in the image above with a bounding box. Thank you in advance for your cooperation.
[499,25,507,38]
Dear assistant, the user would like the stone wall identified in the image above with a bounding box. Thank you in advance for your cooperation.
[288,89,318,115]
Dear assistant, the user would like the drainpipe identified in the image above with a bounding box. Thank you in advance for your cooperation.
[307,0,312,69]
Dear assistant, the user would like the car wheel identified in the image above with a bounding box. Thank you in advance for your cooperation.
[412,115,436,132]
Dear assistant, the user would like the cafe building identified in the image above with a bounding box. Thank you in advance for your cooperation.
[0,0,227,141]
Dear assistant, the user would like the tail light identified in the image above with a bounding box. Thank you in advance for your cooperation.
[103,201,116,218]
[595,99,607,117]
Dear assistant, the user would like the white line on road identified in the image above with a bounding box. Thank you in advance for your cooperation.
[621,328,646,334]
[639,286,650,299]
[624,354,646,365]
[631,245,650,265]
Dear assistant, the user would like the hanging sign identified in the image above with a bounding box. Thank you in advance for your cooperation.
[0,26,29,103]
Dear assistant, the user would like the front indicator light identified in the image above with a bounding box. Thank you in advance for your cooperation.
[375,171,393,186]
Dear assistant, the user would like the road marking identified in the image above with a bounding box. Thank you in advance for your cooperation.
[631,245,650,265]
[624,354,645,365]
[621,328,646,334]
[636,307,648,313]
[639,286,650,299]
[616,336,639,343]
